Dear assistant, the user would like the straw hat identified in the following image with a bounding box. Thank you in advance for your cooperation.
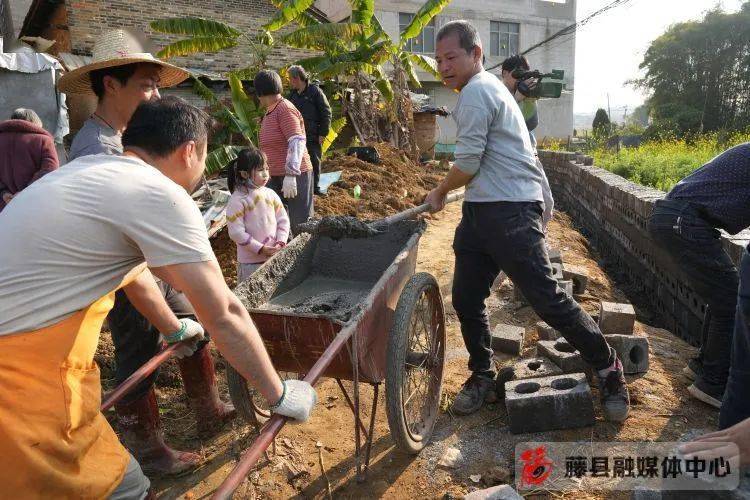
[58,29,189,95]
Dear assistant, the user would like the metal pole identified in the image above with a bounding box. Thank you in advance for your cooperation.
[100,343,180,412]
[212,324,357,500]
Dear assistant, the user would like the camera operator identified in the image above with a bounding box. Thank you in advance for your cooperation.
[500,55,554,230]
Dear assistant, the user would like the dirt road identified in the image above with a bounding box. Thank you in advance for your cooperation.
[135,202,717,499]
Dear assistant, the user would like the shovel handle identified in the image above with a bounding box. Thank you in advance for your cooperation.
[376,191,464,227]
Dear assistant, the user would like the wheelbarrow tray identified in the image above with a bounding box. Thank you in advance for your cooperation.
[233,219,426,383]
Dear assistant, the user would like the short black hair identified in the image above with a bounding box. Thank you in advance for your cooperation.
[228,146,266,193]
[436,20,481,54]
[501,55,530,73]
[288,65,309,83]
[253,69,283,97]
[90,63,161,100]
[122,96,211,158]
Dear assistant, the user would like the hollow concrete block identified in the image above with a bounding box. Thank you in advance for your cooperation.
[535,321,560,341]
[491,324,525,356]
[495,356,563,399]
[551,262,564,280]
[562,263,589,294]
[558,279,574,297]
[505,372,595,434]
[599,301,636,335]
[537,340,586,373]
[548,248,563,264]
[513,284,526,304]
[606,334,649,374]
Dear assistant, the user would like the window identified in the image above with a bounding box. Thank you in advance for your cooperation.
[399,12,436,54]
[490,21,520,58]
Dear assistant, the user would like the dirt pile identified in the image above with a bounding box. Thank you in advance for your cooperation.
[316,143,446,220]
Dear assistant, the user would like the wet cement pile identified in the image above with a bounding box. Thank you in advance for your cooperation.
[233,220,425,323]
[316,143,446,220]
[296,215,382,240]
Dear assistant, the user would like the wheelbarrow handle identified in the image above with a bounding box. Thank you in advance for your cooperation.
[375,190,464,227]
[100,343,181,412]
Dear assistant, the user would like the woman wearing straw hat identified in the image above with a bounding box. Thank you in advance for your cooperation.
[58,29,236,477]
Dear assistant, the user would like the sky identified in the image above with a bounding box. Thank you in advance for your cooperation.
[572,0,746,116]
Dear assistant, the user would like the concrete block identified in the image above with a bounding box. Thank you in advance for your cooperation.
[558,279,574,297]
[537,340,586,373]
[562,263,589,294]
[465,485,523,500]
[513,284,526,304]
[599,301,636,335]
[606,334,649,374]
[551,262,564,280]
[491,324,525,356]
[535,321,560,340]
[505,372,595,434]
[548,248,562,264]
[495,356,563,399]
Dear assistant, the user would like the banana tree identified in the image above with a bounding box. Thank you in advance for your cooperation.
[280,0,449,153]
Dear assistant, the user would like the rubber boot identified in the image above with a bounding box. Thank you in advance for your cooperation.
[116,389,201,476]
[178,343,236,436]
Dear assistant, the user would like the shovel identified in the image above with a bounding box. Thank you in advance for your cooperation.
[299,190,465,239]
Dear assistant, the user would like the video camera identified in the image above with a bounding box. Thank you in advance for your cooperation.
[510,68,565,99]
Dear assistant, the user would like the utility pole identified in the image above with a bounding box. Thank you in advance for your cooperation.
[623,105,628,124]
[607,93,611,121]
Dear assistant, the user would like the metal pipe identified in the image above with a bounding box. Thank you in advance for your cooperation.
[212,325,356,500]
[101,343,180,412]
[363,383,379,474]
[335,379,369,439]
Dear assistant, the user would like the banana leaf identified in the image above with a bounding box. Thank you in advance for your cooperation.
[263,0,315,32]
[399,0,450,44]
[150,17,241,37]
[156,37,238,59]
[322,117,347,154]
[408,52,441,80]
[349,0,374,28]
[205,145,243,177]
[281,23,366,50]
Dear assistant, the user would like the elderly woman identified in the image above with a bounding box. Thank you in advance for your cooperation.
[0,108,59,212]
[254,69,313,232]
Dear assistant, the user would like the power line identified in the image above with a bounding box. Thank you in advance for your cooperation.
[486,0,635,71]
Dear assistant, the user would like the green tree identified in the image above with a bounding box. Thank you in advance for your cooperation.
[634,2,750,136]
[592,108,611,137]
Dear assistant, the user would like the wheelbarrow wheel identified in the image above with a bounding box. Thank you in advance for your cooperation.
[227,367,296,427]
[385,272,446,454]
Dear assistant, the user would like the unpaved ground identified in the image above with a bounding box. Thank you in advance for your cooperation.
[98,202,718,499]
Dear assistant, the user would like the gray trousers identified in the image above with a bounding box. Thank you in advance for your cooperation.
[110,454,150,500]
[237,262,262,283]
[269,170,314,235]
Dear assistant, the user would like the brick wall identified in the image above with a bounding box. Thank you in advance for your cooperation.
[538,150,750,346]
[64,0,317,73]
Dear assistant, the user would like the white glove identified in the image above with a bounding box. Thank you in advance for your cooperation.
[270,379,318,422]
[162,318,205,359]
[282,175,298,199]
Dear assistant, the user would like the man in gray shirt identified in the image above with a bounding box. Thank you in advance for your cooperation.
[425,21,629,421]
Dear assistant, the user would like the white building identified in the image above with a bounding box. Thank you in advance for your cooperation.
[316,0,576,145]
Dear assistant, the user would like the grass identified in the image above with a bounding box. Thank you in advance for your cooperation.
[589,130,750,192]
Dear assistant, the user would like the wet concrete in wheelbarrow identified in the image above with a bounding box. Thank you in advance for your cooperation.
[296,215,382,240]
[233,219,426,323]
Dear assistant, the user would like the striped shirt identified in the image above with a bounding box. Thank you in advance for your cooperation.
[259,98,312,177]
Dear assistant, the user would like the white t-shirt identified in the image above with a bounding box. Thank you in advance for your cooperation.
[0,154,215,334]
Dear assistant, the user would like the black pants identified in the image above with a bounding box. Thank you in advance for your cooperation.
[647,199,738,387]
[306,140,322,191]
[269,170,314,234]
[720,247,750,428]
[452,201,614,379]
[107,280,205,404]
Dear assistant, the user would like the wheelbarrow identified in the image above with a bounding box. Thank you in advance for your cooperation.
[218,215,449,498]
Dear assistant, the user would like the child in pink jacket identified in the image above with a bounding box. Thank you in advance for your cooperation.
[226,147,290,282]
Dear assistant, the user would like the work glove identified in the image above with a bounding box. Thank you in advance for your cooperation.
[162,318,205,359]
[282,175,298,199]
[270,379,318,422]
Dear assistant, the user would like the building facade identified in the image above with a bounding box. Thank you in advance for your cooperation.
[373,0,577,144]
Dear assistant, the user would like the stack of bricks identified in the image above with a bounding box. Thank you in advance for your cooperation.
[538,149,750,347]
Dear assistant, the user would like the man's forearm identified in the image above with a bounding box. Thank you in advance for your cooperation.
[123,269,181,335]
[437,165,475,195]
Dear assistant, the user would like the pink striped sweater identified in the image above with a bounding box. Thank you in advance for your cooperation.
[226,185,290,264]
